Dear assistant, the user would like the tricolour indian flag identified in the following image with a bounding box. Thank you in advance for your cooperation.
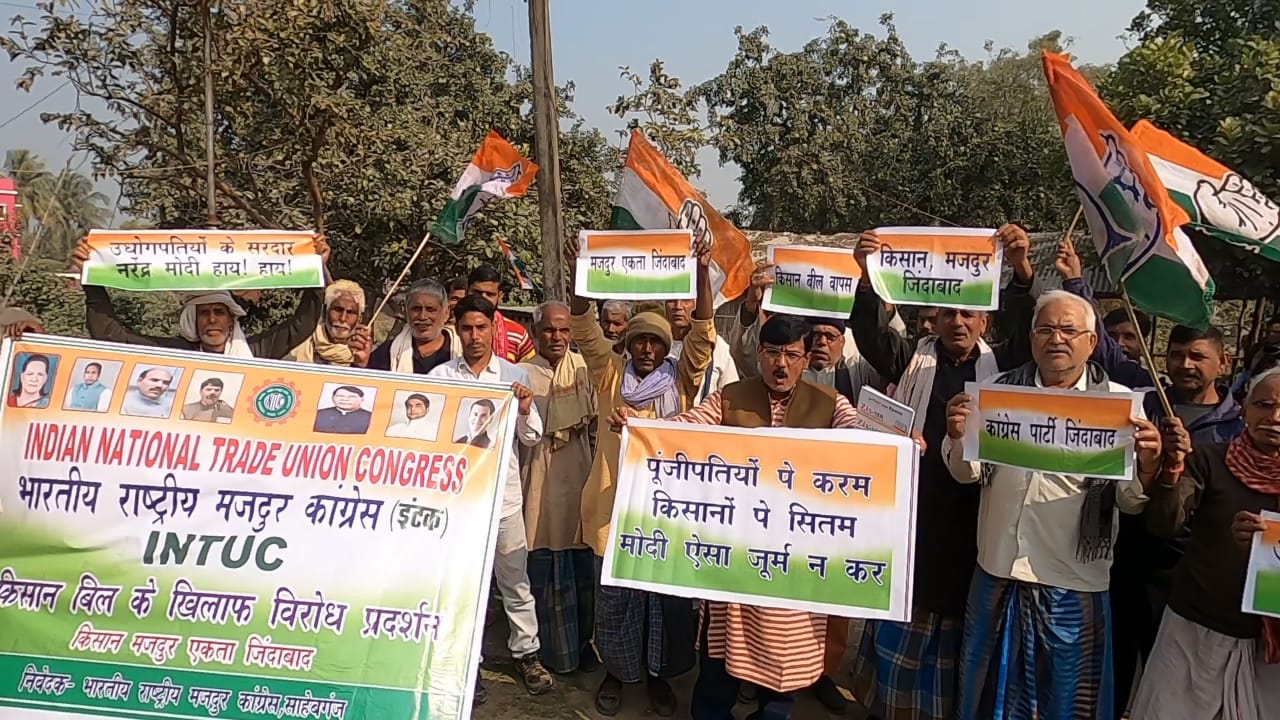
[432,131,538,245]
[610,130,753,305]
[496,236,535,290]
[1042,51,1215,329]
[1131,120,1280,264]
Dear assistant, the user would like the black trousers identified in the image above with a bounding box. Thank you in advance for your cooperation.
[1109,570,1171,720]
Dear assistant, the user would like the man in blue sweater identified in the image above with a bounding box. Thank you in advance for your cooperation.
[1056,237,1242,719]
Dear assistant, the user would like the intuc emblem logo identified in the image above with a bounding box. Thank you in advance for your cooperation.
[250,380,299,425]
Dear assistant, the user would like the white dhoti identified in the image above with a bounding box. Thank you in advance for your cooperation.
[1131,608,1280,720]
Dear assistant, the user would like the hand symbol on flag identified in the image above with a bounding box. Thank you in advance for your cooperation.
[1193,173,1280,242]
[675,199,713,250]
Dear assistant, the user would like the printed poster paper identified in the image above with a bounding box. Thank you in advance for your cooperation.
[868,227,1003,310]
[603,419,918,621]
[0,335,516,720]
[961,382,1141,480]
[575,229,695,300]
[1243,510,1280,620]
[81,230,324,292]
[762,245,862,320]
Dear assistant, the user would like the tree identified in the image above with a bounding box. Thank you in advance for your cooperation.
[1104,0,1280,199]
[2,149,110,260]
[2,0,614,321]
[608,60,707,179]
[695,16,1078,233]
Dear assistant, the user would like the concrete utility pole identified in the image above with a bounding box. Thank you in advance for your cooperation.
[527,0,566,300]
[203,0,218,228]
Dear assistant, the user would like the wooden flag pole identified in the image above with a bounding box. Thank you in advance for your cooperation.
[370,232,432,323]
[1063,206,1084,244]
[1063,205,1174,418]
[1119,284,1176,419]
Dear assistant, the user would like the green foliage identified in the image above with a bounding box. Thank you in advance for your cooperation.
[1103,0,1280,197]
[695,16,1079,233]
[609,60,707,179]
[3,150,111,260]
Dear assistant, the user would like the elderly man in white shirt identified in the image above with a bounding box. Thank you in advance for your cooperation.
[428,294,552,702]
[941,290,1164,720]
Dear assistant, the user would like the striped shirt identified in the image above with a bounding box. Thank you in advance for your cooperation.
[671,387,859,692]
[493,311,536,363]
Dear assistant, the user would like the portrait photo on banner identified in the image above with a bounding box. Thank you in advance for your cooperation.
[62,357,122,413]
[313,381,377,436]
[7,351,60,410]
[179,369,245,424]
[119,364,184,420]
[453,397,497,450]
[385,390,446,442]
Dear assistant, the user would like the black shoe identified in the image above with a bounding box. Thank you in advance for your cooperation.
[515,654,554,695]
[594,674,623,716]
[739,682,758,704]
[473,677,488,706]
[578,646,600,673]
[811,674,849,714]
[647,676,677,717]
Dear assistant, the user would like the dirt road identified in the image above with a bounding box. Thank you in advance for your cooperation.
[473,617,871,720]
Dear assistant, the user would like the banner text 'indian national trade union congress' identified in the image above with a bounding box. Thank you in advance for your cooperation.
[0,336,517,720]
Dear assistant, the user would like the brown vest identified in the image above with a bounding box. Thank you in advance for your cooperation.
[721,377,838,429]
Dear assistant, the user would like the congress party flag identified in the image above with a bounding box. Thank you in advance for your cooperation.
[495,236,535,291]
[432,131,538,245]
[611,130,754,306]
[1042,51,1215,329]
[1132,120,1280,264]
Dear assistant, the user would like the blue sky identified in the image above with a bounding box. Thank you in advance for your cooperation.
[0,0,1146,213]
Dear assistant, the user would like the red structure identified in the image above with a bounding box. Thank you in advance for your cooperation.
[0,177,20,259]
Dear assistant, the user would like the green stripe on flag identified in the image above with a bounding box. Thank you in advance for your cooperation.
[1123,253,1216,329]
[609,511,893,610]
[1166,189,1280,264]
[609,206,644,231]
[432,185,485,245]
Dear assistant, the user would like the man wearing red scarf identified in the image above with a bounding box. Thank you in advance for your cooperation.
[1131,367,1280,719]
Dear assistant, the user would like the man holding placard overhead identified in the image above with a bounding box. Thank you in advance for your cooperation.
[566,234,716,718]
[942,289,1163,719]
[848,224,1038,720]
[70,236,329,359]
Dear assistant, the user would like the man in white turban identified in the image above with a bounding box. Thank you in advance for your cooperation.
[288,279,369,365]
[72,236,329,359]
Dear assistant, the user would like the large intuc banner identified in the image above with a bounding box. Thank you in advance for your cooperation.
[0,335,516,720]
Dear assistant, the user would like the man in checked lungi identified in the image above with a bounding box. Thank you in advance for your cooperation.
[941,290,1163,718]
[847,225,1039,720]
